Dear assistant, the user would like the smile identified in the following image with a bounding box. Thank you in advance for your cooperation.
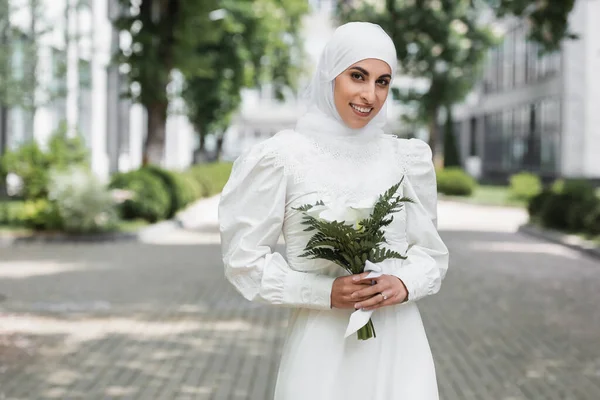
[350,103,373,116]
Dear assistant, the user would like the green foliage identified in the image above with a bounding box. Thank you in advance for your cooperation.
[0,124,89,199]
[488,0,577,53]
[0,200,26,225]
[532,179,599,232]
[294,178,414,275]
[188,162,233,197]
[109,169,170,223]
[337,0,497,154]
[509,172,542,202]
[183,0,309,154]
[114,0,309,163]
[527,188,552,218]
[142,165,190,218]
[48,166,118,234]
[17,199,62,230]
[436,167,476,196]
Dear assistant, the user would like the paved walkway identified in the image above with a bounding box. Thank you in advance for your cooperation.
[1,197,599,399]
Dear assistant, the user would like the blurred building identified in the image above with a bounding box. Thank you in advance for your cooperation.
[0,0,195,181]
[452,0,600,181]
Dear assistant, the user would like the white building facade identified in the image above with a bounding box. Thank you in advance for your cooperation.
[452,0,600,181]
[1,0,196,182]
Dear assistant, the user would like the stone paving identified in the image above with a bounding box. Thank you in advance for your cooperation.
[0,199,599,399]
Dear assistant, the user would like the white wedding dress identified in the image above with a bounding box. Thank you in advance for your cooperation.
[218,127,449,400]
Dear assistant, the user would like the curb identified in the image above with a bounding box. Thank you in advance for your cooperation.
[0,217,184,247]
[517,223,600,259]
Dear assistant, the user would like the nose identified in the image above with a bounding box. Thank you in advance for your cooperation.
[360,84,376,104]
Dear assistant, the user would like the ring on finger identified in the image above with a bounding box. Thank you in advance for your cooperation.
[380,293,388,301]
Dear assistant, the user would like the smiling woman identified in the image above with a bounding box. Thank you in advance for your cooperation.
[219,21,449,400]
[334,60,392,129]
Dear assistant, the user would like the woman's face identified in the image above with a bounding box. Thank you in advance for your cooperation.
[333,58,392,129]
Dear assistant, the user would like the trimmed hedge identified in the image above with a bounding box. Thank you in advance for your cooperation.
[436,167,476,197]
[527,178,600,235]
[109,169,170,223]
[143,165,191,218]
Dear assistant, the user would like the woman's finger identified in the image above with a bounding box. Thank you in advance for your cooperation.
[354,291,389,309]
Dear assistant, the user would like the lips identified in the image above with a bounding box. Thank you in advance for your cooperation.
[350,103,373,116]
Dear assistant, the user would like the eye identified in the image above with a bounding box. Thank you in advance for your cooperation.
[351,72,364,81]
[377,79,390,87]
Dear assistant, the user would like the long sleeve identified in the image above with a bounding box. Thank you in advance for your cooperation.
[389,139,449,302]
[218,142,335,310]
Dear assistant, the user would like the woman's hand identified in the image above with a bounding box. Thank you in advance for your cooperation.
[350,273,409,311]
[330,275,376,309]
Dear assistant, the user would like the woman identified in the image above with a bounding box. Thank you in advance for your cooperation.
[218,22,449,399]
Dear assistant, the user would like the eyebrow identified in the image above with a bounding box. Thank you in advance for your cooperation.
[350,66,392,80]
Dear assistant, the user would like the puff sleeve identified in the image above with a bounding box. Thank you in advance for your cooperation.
[389,139,450,302]
[218,142,335,310]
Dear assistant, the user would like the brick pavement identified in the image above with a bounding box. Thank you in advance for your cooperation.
[0,202,599,399]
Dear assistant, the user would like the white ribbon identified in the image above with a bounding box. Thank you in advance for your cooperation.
[344,260,383,338]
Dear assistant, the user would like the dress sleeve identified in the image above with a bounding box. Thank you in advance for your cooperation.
[389,139,450,302]
[218,142,335,310]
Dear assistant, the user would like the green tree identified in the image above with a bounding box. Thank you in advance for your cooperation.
[183,0,309,161]
[338,0,496,159]
[489,0,577,53]
[114,0,222,165]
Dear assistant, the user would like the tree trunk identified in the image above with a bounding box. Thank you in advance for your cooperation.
[428,106,440,166]
[215,133,224,161]
[143,102,168,165]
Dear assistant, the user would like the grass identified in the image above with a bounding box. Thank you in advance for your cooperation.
[440,185,527,208]
[0,219,150,237]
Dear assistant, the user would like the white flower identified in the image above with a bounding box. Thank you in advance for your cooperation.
[304,195,378,228]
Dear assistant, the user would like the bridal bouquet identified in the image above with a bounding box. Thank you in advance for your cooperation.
[293,177,414,340]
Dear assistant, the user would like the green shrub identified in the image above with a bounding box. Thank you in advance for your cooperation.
[180,171,203,204]
[527,189,552,218]
[0,200,26,225]
[1,141,48,199]
[18,199,62,230]
[0,124,89,199]
[142,166,190,218]
[109,170,170,223]
[538,179,598,231]
[48,166,118,233]
[509,172,542,202]
[188,162,233,197]
[584,206,600,236]
[436,167,476,196]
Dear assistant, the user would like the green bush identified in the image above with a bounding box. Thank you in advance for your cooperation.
[0,124,89,199]
[143,165,190,218]
[538,179,598,231]
[0,200,26,225]
[180,171,203,204]
[509,172,542,202]
[18,199,62,230]
[527,189,552,218]
[188,162,233,197]
[109,170,170,223]
[436,167,476,196]
[584,206,600,236]
[48,167,119,233]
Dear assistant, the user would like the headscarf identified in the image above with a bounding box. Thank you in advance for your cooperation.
[295,22,397,138]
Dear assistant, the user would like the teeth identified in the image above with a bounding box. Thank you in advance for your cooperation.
[351,104,372,113]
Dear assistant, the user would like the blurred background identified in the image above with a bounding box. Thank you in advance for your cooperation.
[1,0,599,399]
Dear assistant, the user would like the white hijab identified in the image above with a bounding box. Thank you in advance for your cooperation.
[296,22,397,139]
